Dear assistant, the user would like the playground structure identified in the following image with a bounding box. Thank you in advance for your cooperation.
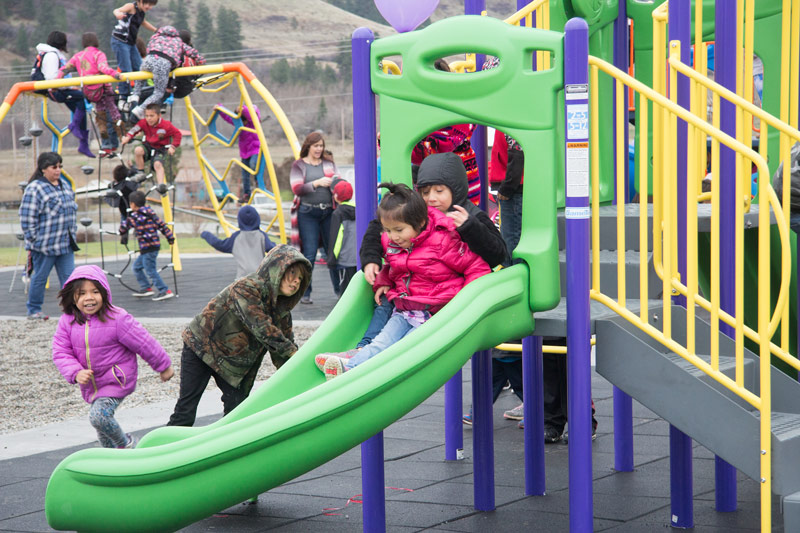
[0,61,298,284]
[21,2,800,533]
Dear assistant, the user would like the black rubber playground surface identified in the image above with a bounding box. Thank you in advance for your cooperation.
[0,254,782,531]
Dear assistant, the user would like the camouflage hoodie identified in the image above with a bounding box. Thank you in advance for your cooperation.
[182,244,311,390]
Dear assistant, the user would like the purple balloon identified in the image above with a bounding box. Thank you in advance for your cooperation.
[374,0,440,33]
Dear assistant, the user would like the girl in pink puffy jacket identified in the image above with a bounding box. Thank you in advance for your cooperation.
[321,182,490,380]
[59,32,125,142]
[52,265,174,449]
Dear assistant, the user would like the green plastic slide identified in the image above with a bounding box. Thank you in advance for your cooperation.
[45,266,535,533]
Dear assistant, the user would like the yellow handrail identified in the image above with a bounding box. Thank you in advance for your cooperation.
[590,50,794,532]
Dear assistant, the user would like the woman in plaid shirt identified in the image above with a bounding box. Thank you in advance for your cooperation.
[18,152,78,320]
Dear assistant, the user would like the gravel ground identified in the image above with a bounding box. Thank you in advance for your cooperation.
[0,319,317,435]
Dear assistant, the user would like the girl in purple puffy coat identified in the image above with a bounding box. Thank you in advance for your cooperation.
[319,183,490,380]
[52,265,174,448]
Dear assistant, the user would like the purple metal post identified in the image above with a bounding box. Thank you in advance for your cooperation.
[564,18,593,532]
[444,371,464,460]
[714,0,739,512]
[611,0,635,473]
[352,27,385,532]
[471,349,495,510]
[464,0,488,211]
[668,1,698,525]
[613,1,629,202]
[522,335,545,495]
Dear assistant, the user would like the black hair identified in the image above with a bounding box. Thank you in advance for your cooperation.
[112,164,128,183]
[376,182,428,231]
[140,0,158,5]
[129,190,146,207]
[179,29,192,46]
[145,103,161,113]
[81,32,99,49]
[434,58,450,72]
[47,31,68,52]
[58,277,114,324]
[28,152,62,183]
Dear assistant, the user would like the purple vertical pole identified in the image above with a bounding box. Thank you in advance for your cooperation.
[352,27,385,533]
[613,387,634,471]
[465,0,487,211]
[714,0,739,513]
[613,1,629,202]
[471,349,494,510]
[522,336,545,495]
[444,371,464,460]
[667,3,696,527]
[611,0,634,473]
[564,18,592,532]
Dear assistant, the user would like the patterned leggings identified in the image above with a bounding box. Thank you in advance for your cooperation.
[89,397,128,448]
[134,55,171,110]
[92,92,121,122]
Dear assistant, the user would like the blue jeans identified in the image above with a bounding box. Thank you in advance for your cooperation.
[102,114,119,150]
[241,154,258,198]
[111,38,142,97]
[297,204,332,297]
[345,313,416,370]
[133,249,168,293]
[498,192,523,267]
[357,295,393,348]
[27,250,74,315]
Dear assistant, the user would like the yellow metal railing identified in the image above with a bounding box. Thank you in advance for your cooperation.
[590,44,795,530]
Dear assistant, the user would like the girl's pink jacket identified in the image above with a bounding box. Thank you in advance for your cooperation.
[374,206,491,314]
[52,265,172,404]
[58,46,118,79]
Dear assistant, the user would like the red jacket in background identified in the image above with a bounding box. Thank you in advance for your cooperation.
[374,207,490,314]
[125,116,182,149]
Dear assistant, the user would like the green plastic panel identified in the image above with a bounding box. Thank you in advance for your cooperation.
[372,15,562,311]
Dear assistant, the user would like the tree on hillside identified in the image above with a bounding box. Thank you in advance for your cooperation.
[335,38,352,82]
[15,26,29,57]
[19,0,35,19]
[316,97,328,126]
[172,0,190,33]
[270,58,290,85]
[302,55,317,83]
[216,7,243,56]
[194,3,215,52]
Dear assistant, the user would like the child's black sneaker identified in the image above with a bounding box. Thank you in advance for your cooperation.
[132,288,154,297]
[152,289,174,301]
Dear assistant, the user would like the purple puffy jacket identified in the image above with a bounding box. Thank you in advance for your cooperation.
[52,265,172,404]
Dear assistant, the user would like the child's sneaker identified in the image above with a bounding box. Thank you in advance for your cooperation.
[131,106,145,120]
[462,411,473,426]
[314,349,359,372]
[26,312,49,320]
[121,433,137,449]
[503,403,524,420]
[152,289,174,301]
[133,288,154,297]
[324,356,346,380]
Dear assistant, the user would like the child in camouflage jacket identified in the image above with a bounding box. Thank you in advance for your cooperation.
[167,244,311,426]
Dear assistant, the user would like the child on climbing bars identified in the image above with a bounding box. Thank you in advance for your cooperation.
[121,103,181,185]
[318,182,491,380]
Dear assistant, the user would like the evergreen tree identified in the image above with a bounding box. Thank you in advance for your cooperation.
[335,38,352,82]
[216,7,243,56]
[19,0,35,19]
[321,65,338,85]
[194,2,215,52]
[34,0,52,46]
[173,0,190,33]
[302,55,317,83]
[271,58,290,84]
[15,26,29,57]
[316,97,328,126]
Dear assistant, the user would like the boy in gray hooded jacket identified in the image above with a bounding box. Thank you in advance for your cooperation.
[201,205,274,279]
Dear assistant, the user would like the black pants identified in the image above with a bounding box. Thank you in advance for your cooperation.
[492,352,523,403]
[542,337,597,432]
[167,344,248,427]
